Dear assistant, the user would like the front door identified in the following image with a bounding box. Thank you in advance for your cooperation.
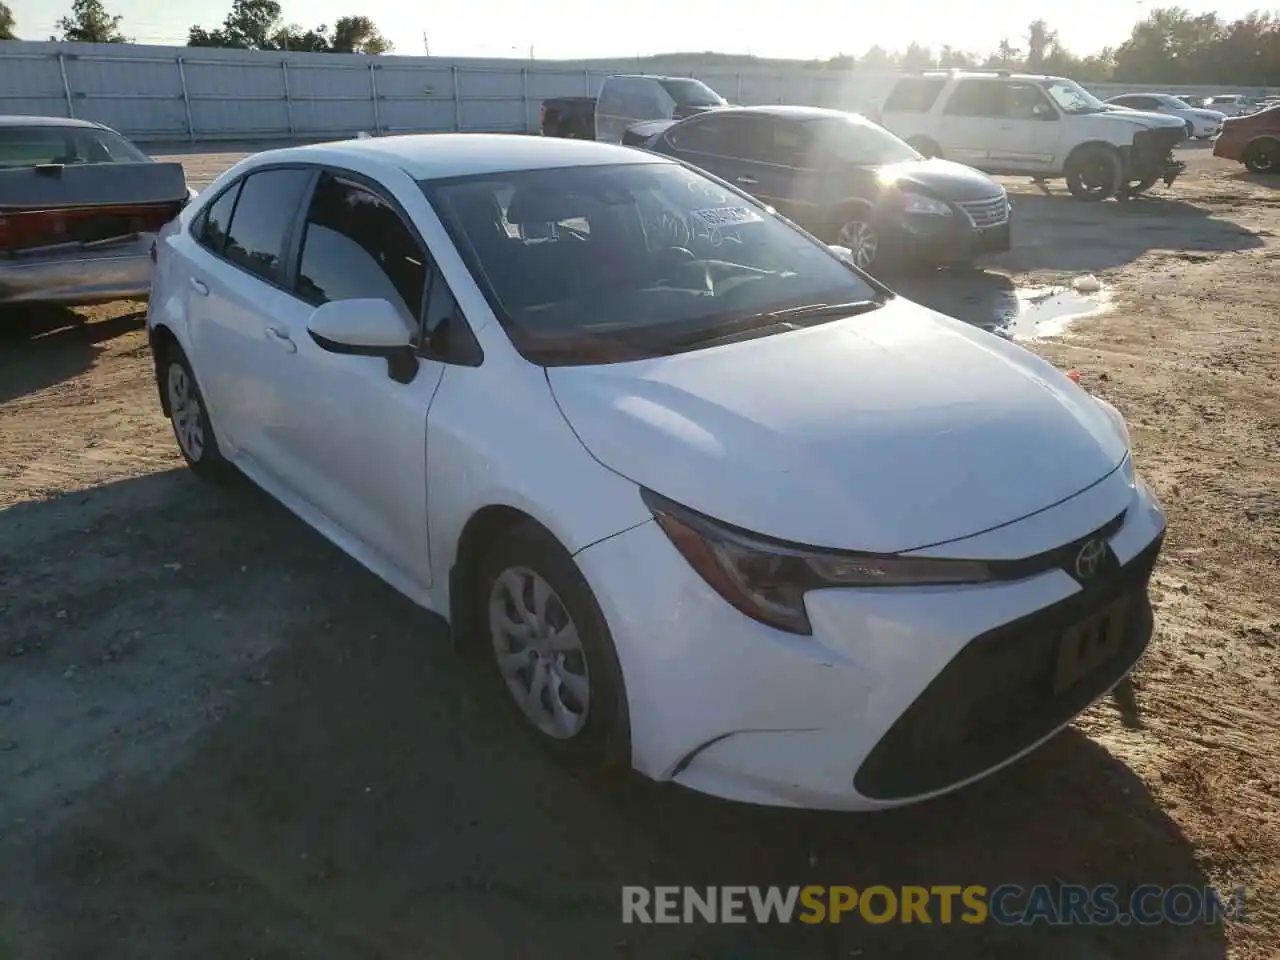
[260,171,443,587]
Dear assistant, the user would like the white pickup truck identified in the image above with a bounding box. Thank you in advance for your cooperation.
[876,71,1188,200]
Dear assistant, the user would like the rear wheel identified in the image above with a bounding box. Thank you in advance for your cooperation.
[1244,138,1278,174]
[162,345,230,481]
[907,137,941,159]
[1065,145,1123,201]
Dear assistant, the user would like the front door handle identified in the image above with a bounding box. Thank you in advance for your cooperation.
[264,326,297,353]
[189,277,209,296]
[735,175,759,185]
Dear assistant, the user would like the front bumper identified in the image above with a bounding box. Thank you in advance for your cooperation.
[1127,129,1187,186]
[881,198,1013,264]
[576,465,1166,811]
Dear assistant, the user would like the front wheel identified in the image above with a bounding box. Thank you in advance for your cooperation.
[1065,146,1123,201]
[1244,139,1278,174]
[476,522,630,772]
[829,210,882,272]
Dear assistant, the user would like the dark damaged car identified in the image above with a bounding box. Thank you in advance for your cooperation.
[0,116,191,307]
[641,106,1012,273]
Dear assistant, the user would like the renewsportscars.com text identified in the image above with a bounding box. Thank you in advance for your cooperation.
[622,884,1246,926]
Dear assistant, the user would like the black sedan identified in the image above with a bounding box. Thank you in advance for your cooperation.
[636,105,1012,272]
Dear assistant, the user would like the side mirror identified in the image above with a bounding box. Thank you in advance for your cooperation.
[307,298,418,384]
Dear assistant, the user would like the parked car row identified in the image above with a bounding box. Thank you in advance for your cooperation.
[1103,92,1225,140]
[146,131,1168,813]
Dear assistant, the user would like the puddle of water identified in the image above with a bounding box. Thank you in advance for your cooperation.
[983,284,1112,341]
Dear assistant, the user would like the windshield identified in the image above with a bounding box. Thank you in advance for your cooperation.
[658,79,727,108]
[0,125,150,168]
[422,162,880,365]
[806,117,920,165]
[1041,80,1108,115]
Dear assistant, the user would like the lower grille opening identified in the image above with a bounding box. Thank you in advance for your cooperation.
[853,534,1163,801]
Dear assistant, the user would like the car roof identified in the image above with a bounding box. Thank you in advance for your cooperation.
[253,133,671,181]
[909,70,1068,83]
[605,74,696,82]
[0,115,108,129]
[716,105,863,122]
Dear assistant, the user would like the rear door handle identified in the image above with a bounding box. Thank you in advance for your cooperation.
[189,277,208,296]
[264,325,297,354]
[735,175,759,185]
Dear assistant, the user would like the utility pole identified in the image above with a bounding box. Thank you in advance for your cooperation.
[422,32,430,55]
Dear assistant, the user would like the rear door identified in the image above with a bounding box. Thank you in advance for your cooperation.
[184,166,315,462]
[938,79,1007,164]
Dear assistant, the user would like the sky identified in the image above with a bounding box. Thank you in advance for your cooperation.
[10,0,1270,61]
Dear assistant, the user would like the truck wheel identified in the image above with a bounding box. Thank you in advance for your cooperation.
[1065,145,1123,201]
[1244,139,1278,174]
[907,137,941,159]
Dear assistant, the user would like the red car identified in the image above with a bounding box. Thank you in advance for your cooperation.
[1213,104,1279,174]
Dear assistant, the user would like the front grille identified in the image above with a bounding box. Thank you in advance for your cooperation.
[853,532,1163,801]
[956,195,1009,229]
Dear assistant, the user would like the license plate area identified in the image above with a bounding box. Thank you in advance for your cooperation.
[1054,595,1130,694]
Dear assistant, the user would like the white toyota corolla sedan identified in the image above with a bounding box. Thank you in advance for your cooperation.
[147,134,1166,811]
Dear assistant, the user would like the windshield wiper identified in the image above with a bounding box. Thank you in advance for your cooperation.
[654,299,885,351]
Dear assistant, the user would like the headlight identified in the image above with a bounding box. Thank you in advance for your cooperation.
[641,490,992,634]
[901,192,952,216]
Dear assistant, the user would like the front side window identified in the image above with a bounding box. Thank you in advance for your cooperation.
[295,174,426,323]
[423,161,881,365]
[222,168,312,283]
[666,115,737,154]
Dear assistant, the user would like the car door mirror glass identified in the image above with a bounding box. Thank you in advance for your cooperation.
[307,298,418,383]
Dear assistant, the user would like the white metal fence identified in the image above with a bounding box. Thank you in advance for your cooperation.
[1,40,1274,144]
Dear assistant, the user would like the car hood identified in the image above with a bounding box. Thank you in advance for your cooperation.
[872,157,1004,201]
[547,298,1129,553]
[1189,108,1227,121]
[1100,107,1187,129]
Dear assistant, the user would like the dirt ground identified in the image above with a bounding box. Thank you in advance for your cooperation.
[1,142,1277,959]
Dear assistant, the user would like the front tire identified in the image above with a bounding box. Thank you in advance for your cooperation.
[1065,145,1123,201]
[476,521,630,773]
[162,346,229,481]
[827,205,884,272]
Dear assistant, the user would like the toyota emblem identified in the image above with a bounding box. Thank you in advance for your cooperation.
[1074,538,1107,580]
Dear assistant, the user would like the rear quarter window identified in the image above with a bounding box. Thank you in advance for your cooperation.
[883,78,947,113]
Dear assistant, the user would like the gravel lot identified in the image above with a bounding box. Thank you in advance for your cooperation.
[1,142,1277,959]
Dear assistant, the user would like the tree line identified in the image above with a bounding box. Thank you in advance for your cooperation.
[823,9,1280,87]
[4,1,1279,87]
[0,0,390,53]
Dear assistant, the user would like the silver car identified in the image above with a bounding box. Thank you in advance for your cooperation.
[0,116,190,307]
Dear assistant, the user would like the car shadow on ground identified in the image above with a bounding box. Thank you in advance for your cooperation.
[0,472,1229,960]
[1229,171,1279,190]
[0,305,147,404]
[887,269,1020,335]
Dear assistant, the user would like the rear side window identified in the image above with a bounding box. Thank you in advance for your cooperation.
[222,168,313,284]
[883,78,947,113]
[295,174,427,322]
[945,80,1005,118]
[196,182,241,255]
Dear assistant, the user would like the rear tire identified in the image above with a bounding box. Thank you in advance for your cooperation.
[161,344,230,482]
[475,521,630,774]
[1244,138,1278,174]
[1065,145,1123,201]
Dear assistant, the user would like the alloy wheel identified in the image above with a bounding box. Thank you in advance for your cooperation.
[167,361,205,462]
[488,566,590,739]
[836,220,878,269]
